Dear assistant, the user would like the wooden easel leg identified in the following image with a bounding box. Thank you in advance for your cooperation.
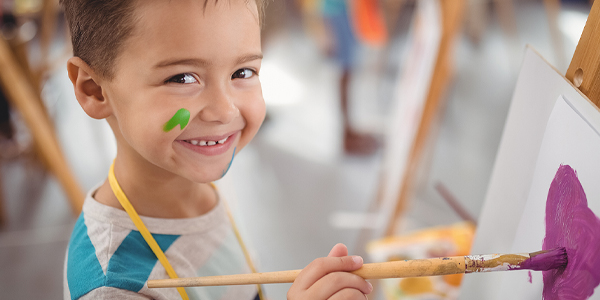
[0,38,84,214]
[38,0,59,81]
[566,0,600,106]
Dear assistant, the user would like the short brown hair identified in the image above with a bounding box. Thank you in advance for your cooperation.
[61,0,266,80]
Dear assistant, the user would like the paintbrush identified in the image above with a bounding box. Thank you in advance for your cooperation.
[147,247,567,288]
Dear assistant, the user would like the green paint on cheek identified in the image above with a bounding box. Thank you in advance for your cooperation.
[163,108,191,132]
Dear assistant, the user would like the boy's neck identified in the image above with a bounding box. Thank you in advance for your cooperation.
[93,158,218,219]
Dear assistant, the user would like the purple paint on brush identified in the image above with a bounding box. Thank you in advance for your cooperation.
[542,165,600,300]
[520,247,567,271]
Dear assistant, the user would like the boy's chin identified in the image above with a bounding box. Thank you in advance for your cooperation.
[182,170,229,184]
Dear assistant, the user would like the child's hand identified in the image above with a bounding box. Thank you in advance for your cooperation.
[287,243,373,299]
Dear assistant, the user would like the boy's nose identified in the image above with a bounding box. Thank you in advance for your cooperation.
[198,88,239,124]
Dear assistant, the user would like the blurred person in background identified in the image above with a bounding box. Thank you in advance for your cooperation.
[301,0,380,155]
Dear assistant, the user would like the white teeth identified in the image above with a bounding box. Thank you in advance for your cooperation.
[188,136,228,146]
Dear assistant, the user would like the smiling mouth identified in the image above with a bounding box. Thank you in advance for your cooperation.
[183,136,229,146]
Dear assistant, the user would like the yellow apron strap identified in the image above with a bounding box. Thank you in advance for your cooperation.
[108,162,189,300]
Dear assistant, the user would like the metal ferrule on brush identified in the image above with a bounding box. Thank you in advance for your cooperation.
[465,253,531,273]
[465,247,567,273]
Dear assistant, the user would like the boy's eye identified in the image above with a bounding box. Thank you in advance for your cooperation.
[231,68,255,79]
[166,73,198,84]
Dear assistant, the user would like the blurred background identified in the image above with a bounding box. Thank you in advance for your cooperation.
[0,0,593,299]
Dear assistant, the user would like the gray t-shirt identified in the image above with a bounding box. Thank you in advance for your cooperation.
[64,185,258,300]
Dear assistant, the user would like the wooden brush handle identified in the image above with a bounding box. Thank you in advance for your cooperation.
[148,256,466,288]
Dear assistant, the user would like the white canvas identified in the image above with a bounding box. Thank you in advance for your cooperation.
[460,47,600,299]
[499,95,600,299]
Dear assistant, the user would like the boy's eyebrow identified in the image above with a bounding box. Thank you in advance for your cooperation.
[236,53,263,65]
[154,54,263,69]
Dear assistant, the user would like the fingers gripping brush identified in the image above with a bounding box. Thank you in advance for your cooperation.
[147,247,568,288]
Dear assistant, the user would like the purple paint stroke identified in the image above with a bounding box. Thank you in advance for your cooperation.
[543,164,600,300]
[529,271,533,284]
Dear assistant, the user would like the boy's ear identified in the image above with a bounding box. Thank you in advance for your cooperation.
[67,57,112,119]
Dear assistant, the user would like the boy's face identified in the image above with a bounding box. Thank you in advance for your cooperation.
[102,0,264,182]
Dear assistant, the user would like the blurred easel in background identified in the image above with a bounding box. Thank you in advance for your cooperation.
[356,2,468,297]
[383,0,466,237]
[324,0,467,262]
[0,0,83,226]
[331,0,466,248]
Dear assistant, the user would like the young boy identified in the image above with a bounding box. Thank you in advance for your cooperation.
[61,0,373,299]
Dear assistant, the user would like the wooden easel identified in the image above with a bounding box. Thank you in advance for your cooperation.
[384,0,466,236]
[0,29,84,223]
[566,0,600,106]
